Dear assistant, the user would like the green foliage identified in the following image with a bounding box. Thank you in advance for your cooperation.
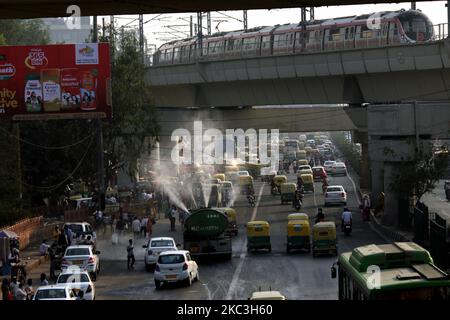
[0,19,49,45]
[330,132,361,173]
[389,149,449,203]
[103,29,160,181]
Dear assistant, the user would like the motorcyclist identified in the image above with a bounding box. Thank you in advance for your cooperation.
[247,190,256,206]
[315,207,325,224]
[293,189,302,209]
[341,207,353,231]
[296,176,303,190]
[270,179,277,195]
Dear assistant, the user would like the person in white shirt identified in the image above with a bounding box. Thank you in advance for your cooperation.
[38,240,50,256]
[341,207,353,230]
[132,217,141,239]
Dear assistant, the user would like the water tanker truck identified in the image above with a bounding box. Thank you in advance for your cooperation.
[183,208,232,260]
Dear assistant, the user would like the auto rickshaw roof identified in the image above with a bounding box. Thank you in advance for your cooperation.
[300,173,314,179]
[247,220,269,226]
[274,175,287,179]
[288,219,309,226]
[313,221,336,229]
[288,213,309,220]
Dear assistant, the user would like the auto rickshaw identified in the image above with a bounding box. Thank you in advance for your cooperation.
[305,146,313,157]
[296,150,307,160]
[280,183,297,204]
[247,221,271,253]
[216,207,238,236]
[214,173,226,182]
[297,159,309,166]
[272,175,287,195]
[312,221,337,257]
[238,175,254,195]
[300,174,314,193]
[288,213,309,221]
[286,219,311,253]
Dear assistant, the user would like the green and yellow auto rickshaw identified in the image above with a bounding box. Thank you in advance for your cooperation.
[272,175,287,195]
[286,219,311,253]
[247,221,271,253]
[280,183,297,205]
[239,175,254,195]
[312,221,337,257]
[213,173,226,182]
[300,174,315,193]
[296,150,307,160]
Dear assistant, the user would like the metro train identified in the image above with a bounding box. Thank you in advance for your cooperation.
[153,9,435,65]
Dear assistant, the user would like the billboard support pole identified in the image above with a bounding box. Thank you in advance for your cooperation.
[93,16,105,209]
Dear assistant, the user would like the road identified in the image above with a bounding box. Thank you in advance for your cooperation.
[92,170,387,300]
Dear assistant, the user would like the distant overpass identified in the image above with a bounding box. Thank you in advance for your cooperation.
[146,39,450,107]
[1,0,444,19]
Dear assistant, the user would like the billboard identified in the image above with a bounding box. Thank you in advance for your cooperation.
[0,43,111,120]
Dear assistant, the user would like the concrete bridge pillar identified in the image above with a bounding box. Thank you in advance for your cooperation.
[382,162,400,226]
[370,159,384,209]
[353,130,370,189]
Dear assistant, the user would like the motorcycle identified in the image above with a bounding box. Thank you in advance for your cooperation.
[293,199,302,211]
[343,222,352,236]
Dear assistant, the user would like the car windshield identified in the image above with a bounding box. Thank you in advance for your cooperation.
[327,187,343,192]
[67,225,83,234]
[57,274,90,283]
[158,254,185,264]
[35,289,67,300]
[66,248,90,256]
[151,240,174,247]
[324,162,334,165]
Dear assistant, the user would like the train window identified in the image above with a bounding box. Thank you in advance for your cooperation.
[226,39,234,51]
[360,25,373,38]
[329,29,341,41]
[243,37,255,50]
[289,33,294,45]
[295,32,302,45]
[173,47,180,60]
[261,36,271,49]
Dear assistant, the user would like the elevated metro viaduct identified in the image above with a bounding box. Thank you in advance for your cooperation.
[3,0,445,18]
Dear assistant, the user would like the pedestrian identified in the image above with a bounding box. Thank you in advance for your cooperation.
[64,225,73,246]
[53,225,61,242]
[76,290,85,300]
[49,244,57,280]
[146,215,153,239]
[132,216,141,239]
[40,273,49,286]
[25,278,34,300]
[39,240,50,256]
[15,282,26,300]
[1,278,10,300]
[126,239,135,271]
[141,216,148,238]
[58,228,68,247]
[116,217,125,238]
[169,206,177,232]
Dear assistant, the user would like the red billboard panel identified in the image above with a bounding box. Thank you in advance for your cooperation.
[0,43,111,120]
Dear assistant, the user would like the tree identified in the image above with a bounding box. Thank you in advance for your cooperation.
[102,28,160,183]
[0,19,49,226]
[389,148,449,204]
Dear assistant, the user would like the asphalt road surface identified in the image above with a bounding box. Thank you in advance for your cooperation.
[94,171,387,300]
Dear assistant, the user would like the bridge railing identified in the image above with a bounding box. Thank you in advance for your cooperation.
[433,23,448,41]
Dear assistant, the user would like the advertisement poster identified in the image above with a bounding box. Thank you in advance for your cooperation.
[0,43,111,120]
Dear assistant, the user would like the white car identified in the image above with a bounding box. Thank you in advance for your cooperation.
[33,285,77,300]
[64,222,97,246]
[143,237,178,271]
[237,170,250,176]
[62,245,101,281]
[324,185,347,206]
[56,270,95,300]
[332,162,347,176]
[323,161,336,173]
[154,250,199,289]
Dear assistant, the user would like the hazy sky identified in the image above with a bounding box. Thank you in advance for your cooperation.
[104,1,448,48]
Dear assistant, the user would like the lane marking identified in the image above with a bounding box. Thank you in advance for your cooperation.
[225,183,265,300]
[346,173,361,206]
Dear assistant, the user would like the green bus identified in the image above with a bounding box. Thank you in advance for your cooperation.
[331,242,450,300]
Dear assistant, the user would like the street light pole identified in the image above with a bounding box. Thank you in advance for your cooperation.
[93,16,105,209]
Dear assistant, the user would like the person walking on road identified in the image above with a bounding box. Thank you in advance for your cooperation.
[49,244,57,280]
[169,206,177,232]
[127,239,135,271]
[25,279,34,300]
[52,226,61,242]
[146,216,153,239]
[132,217,141,239]
[141,216,148,238]
[40,273,49,286]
